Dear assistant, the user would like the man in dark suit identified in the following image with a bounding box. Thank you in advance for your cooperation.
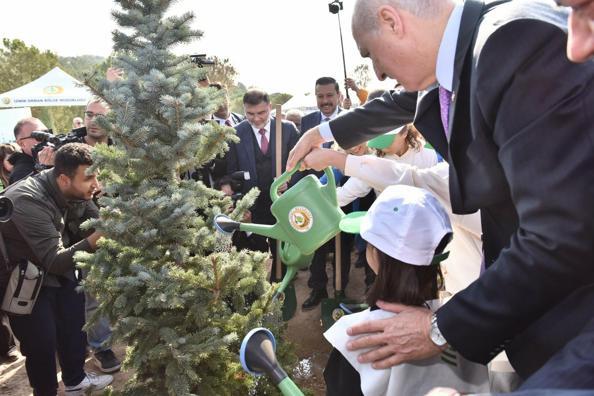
[300,77,343,135]
[557,0,594,62]
[209,82,244,127]
[299,77,353,310]
[514,2,594,388]
[183,83,244,188]
[226,89,300,281]
[287,0,594,380]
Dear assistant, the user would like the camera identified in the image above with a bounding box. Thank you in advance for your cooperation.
[30,128,87,162]
[190,54,215,68]
[328,0,343,14]
[0,197,13,223]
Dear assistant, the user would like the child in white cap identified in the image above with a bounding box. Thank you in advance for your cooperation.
[323,185,490,396]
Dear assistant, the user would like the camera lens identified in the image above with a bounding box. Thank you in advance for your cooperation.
[0,197,13,223]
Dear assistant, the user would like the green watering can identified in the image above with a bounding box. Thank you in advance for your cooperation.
[240,327,304,396]
[214,164,345,257]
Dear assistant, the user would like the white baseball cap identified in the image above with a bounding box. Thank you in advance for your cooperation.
[339,185,452,266]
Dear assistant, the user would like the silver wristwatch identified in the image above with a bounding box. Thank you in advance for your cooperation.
[430,314,447,347]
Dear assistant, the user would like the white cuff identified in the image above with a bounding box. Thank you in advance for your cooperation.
[319,121,335,142]
[344,154,365,177]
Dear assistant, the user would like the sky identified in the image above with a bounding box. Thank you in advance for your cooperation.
[0,0,396,96]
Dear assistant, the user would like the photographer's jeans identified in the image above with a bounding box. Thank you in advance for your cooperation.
[8,278,86,395]
[84,291,113,352]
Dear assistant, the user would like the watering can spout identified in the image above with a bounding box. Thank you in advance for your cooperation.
[214,214,289,243]
[213,214,241,234]
[240,223,288,242]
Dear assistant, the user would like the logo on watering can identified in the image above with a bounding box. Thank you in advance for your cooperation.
[288,206,313,233]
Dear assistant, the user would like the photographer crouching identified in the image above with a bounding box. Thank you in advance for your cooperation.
[9,98,121,375]
[0,143,112,395]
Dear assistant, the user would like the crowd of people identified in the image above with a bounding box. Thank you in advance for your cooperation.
[0,0,593,395]
[0,97,122,395]
[288,0,594,394]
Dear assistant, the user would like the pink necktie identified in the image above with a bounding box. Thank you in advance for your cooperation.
[439,86,452,139]
[259,128,269,154]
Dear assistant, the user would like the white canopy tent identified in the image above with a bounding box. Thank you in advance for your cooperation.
[282,92,317,113]
[0,67,91,109]
[0,108,32,143]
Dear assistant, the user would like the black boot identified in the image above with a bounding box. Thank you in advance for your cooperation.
[302,288,328,311]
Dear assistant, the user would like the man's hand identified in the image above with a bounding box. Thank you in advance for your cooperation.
[37,146,55,166]
[424,388,461,396]
[86,231,104,250]
[347,301,444,369]
[277,182,288,194]
[106,67,124,82]
[286,127,325,171]
[303,148,347,172]
[345,77,360,92]
[242,210,252,223]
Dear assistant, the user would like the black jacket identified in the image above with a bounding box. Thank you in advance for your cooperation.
[227,118,300,195]
[1,169,98,287]
[7,152,35,185]
[329,0,594,377]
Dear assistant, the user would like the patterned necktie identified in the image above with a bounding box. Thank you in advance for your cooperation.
[259,128,269,154]
[438,86,452,139]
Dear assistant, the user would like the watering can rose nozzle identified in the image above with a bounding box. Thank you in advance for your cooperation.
[240,328,305,396]
[213,214,240,235]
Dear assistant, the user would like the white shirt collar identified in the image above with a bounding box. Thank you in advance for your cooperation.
[213,114,231,125]
[320,106,340,123]
[435,2,464,91]
[251,119,271,141]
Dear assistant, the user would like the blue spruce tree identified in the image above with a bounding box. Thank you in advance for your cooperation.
[76,1,289,394]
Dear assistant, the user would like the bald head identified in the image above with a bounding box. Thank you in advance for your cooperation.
[14,117,47,156]
[353,0,447,33]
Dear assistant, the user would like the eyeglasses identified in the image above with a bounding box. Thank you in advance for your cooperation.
[84,111,106,119]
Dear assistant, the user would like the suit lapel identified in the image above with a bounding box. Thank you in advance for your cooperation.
[238,125,257,180]
[415,88,449,161]
[314,111,322,127]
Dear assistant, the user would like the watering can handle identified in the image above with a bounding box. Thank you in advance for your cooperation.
[270,162,337,202]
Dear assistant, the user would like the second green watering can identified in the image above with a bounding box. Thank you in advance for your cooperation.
[214,163,345,256]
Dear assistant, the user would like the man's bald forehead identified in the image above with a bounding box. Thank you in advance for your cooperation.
[353,0,446,31]
[14,117,45,138]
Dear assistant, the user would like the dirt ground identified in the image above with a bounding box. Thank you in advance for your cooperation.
[0,257,367,396]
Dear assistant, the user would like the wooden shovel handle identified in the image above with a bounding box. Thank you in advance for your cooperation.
[335,233,342,292]
[275,104,282,281]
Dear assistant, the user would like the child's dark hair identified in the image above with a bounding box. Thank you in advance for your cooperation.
[366,233,452,307]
